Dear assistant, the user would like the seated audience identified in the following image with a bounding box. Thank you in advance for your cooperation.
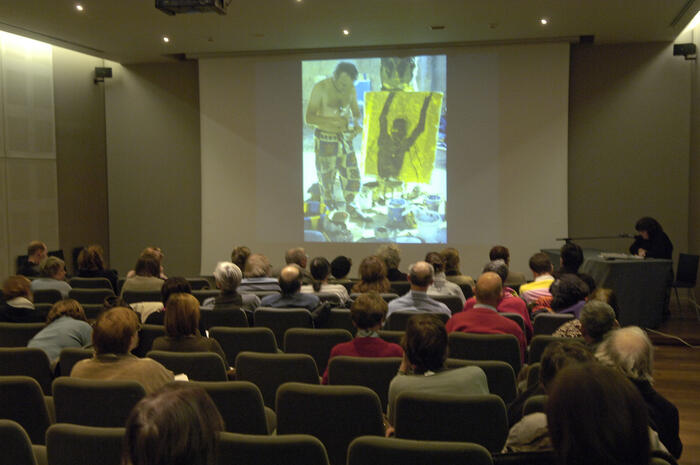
[301,256,350,305]
[284,247,312,282]
[0,275,44,323]
[386,261,451,319]
[376,244,407,281]
[553,288,618,341]
[519,253,555,304]
[238,253,281,293]
[439,247,475,287]
[120,255,165,297]
[152,293,228,366]
[18,240,47,277]
[532,274,589,318]
[31,256,72,298]
[28,299,92,368]
[123,383,224,465]
[71,306,174,393]
[596,326,682,458]
[386,314,488,427]
[321,292,403,384]
[554,242,597,291]
[138,277,192,325]
[126,246,167,280]
[424,252,466,306]
[260,265,320,312]
[230,245,251,271]
[489,245,527,287]
[76,244,118,291]
[201,262,260,313]
[351,255,391,294]
[446,272,526,361]
[329,255,353,282]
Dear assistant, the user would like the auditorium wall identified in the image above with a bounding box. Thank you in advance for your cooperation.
[690,26,700,256]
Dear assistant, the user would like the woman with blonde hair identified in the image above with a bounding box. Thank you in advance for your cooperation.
[77,244,118,291]
[28,299,92,367]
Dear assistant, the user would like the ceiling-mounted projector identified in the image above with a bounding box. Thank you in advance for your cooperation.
[156,0,227,15]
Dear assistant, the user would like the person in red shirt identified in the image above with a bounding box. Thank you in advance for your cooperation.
[446,271,527,362]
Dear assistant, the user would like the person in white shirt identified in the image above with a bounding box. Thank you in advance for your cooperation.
[301,256,350,305]
[424,252,466,306]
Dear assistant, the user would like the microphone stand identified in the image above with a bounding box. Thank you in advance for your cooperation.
[555,234,634,244]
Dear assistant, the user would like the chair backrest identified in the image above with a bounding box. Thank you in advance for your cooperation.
[522,394,548,417]
[315,292,342,305]
[209,326,278,365]
[254,307,314,347]
[327,356,402,412]
[192,289,220,304]
[122,290,161,304]
[348,436,493,465]
[199,308,248,331]
[132,324,165,357]
[528,336,571,364]
[447,332,522,375]
[187,277,211,290]
[317,308,357,335]
[276,382,385,465]
[235,352,319,409]
[500,313,525,333]
[68,277,113,290]
[58,348,95,376]
[284,328,353,373]
[0,420,38,465]
[492,450,557,465]
[82,304,104,320]
[0,347,53,394]
[0,376,52,445]
[32,289,62,304]
[385,311,449,331]
[46,423,124,465]
[146,350,227,381]
[68,288,116,305]
[190,380,270,434]
[394,392,508,452]
[430,294,464,314]
[377,330,404,345]
[526,362,541,390]
[676,253,699,285]
[445,359,517,404]
[52,376,146,427]
[389,281,410,295]
[0,322,45,347]
[532,313,574,335]
[217,432,330,465]
[460,283,475,299]
[351,293,399,303]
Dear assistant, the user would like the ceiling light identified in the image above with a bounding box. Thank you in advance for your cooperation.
[162,36,170,43]
[540,18,549,25]
[75,4,84,12]
[342,29,350,36]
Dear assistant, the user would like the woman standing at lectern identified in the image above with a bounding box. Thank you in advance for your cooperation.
[629,217,673,259]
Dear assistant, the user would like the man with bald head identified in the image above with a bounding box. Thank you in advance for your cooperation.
[260,265,320,312]
[446,272,526,361]
[386,261,451,319]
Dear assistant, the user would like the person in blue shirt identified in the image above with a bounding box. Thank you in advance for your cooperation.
[28,298,92,368]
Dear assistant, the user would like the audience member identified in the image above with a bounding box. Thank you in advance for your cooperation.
[30,256,71,298]
[386,261,451,319]
[27,299,92,368]
[519,253,554,304]
[557,242,584,275]
[230,245,251,271]
[553,288,618,340]
[489,245,527,287]
[126,246,167,280]
[462,260,533,341]
[424,252,466,305]
[17,240,47,277]
[446,272,526,361]
[386,314,488,426]
[71,307,174,393]
[351,255,391,294]
[376,244,407,281]
[329,255,353,281]
[629,217,673,259]
[120,255,165,297]
[152,293,228,366]
[285,247,312,282]
[532,274,589,318]
[301,256,350,305]
[76,244,119,291]
[123,383,224,465]
[238,253,281,293]
[260,265,320,312]
[0,275,44,323]
[201,261,260,313]
[439,247,475,287]
[596,326,682,458]
[139,277,192,325]
[321,292,403,384]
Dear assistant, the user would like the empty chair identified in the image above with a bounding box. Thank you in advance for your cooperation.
[187,277,211,290]
[192,289,220,304]
[377,330,404,345]
[317,308,356,335]
[217,432,330,465]
[431,295,464,314]
[132,324,165,358]
[394,392,508,452]
[500,313,526,333]
[46,423,124,465]
[672,253,699,317]
[146,350,227,381]
[284,328,352,373]
[52,377,146,427]
[533,313,574,335]
[209,327,278,366]
[0,348,53,394]
[276,382,385,465]
[385,312,449,331]
[121,290,161,305]
[327,356,402,412]
[81,304,104,320]
[68,277,113,290]
[447,332,522,375]
[0,376,52,445]
[190,381,273,434]
[235,352,319,409]
[68,288,115,305]
[348,436,493,465]
[522,395,548,416]
[0,322,44,347]
[199,308,248,331]
[0,420,38,465]
[254,308,313,347]
[445,359,517,404]
[58,348,94,377]
[528,336,572,364]
[32,289,62,304]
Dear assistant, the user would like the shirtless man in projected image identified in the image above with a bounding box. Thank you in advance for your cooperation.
[306,62,362,220]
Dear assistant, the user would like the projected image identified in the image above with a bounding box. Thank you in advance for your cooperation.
[302,55,447,243]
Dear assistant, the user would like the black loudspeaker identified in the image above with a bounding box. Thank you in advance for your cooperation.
[156,0,227,15]
[673,43,697,59]
[95,67,112,78]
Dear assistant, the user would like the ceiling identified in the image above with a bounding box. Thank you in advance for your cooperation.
[0,0,697,64]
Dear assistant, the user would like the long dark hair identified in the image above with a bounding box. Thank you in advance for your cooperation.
[635,217,663,238]
[309,257,331,292]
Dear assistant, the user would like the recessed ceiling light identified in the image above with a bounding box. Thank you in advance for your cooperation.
[162,36,170,43]
[75,4,84,12]
[342,28,350,36]
[540,18,549,25]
